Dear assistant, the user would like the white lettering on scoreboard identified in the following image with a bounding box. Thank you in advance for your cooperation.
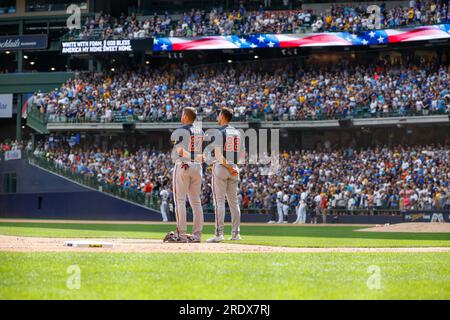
[61,40,132,53]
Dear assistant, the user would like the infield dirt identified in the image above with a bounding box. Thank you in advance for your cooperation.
[1,235,450,253]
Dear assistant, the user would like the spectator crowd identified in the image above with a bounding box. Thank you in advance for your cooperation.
[31,58,450,123]
[71,0,450,39]
[32,140,450,215]
[1,140,29,152]
[0,140,31,159]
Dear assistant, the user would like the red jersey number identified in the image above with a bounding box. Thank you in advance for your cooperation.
[224,137,240,152]
[189,136,203,152]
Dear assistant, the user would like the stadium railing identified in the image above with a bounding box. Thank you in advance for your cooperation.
[38,107,448,124]
[28,152,161,211]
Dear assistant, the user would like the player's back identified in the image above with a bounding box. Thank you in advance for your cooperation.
[173,123,204,162]
[218,124,241,166]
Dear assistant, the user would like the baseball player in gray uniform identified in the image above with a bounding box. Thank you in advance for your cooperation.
[169,107,204,243]
[207,107,242,243]
[159,187,169,222]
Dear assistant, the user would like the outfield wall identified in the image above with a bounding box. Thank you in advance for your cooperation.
[0,159,161,220]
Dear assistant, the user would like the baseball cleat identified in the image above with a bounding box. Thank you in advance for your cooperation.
[229,234,242,241]
[207,235,225,243]
[267,220,275,224]
[187,235,201,243]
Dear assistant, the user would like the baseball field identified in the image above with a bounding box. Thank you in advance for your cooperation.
[0,219,449,300]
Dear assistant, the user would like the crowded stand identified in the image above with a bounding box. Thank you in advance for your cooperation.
[32,140,450,215]
[1,140,28,152]
[31,58,450,123]
[68,0,450,40]
[0,140,31,161]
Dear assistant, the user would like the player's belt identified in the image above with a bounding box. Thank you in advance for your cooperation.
[175,160,201,165]
[215,162,239,169]
[175,161,201,171]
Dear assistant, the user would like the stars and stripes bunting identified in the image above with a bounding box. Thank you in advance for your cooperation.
[153,24,450,52]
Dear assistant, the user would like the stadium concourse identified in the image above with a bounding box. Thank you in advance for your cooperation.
[67,0,450,39]
[24,139,449,218]
[30,57,450,123]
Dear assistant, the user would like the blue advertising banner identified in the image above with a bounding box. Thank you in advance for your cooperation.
[402,210,450,222]
[0,34,48,51]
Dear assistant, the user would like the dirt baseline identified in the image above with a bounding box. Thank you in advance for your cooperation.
[1,235,449,253]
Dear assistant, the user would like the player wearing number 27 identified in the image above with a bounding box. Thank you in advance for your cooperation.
[171,107,204,243]
[207,107,242,243]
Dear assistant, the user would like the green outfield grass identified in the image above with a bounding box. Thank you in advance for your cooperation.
[0,221,449,247]
[1,252,449,299]
[1,220,449,299]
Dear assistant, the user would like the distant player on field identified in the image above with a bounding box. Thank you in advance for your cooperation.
[294,186,308,224]
[207,107,242,242]
[159,185,169,222]
[276,187,284,223]
[282,190,290,223]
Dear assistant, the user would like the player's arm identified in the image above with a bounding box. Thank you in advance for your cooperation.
[194,131,205,163]
[175,145,191,159]
[177,132,204,162]
[214,146,238,176]
[172,135,191,160]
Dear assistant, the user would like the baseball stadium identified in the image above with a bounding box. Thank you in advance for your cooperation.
[0,0,449,301]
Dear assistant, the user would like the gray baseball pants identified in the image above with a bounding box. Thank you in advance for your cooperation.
[172,162,204,240]
[211,163,241,237]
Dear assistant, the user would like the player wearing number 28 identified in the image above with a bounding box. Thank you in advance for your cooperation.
[208,107,243,243]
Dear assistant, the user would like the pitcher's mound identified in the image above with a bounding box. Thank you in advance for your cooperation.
[358,222,450,233]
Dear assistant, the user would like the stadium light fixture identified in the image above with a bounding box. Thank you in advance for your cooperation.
[145,60,150,65]
[227,59,232,63]
[5,51,10,54]
[24,55,28,59]
[111,68,115,71]
[30,61,35,65]
[254,55,259,59]
[51,67,55,71]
